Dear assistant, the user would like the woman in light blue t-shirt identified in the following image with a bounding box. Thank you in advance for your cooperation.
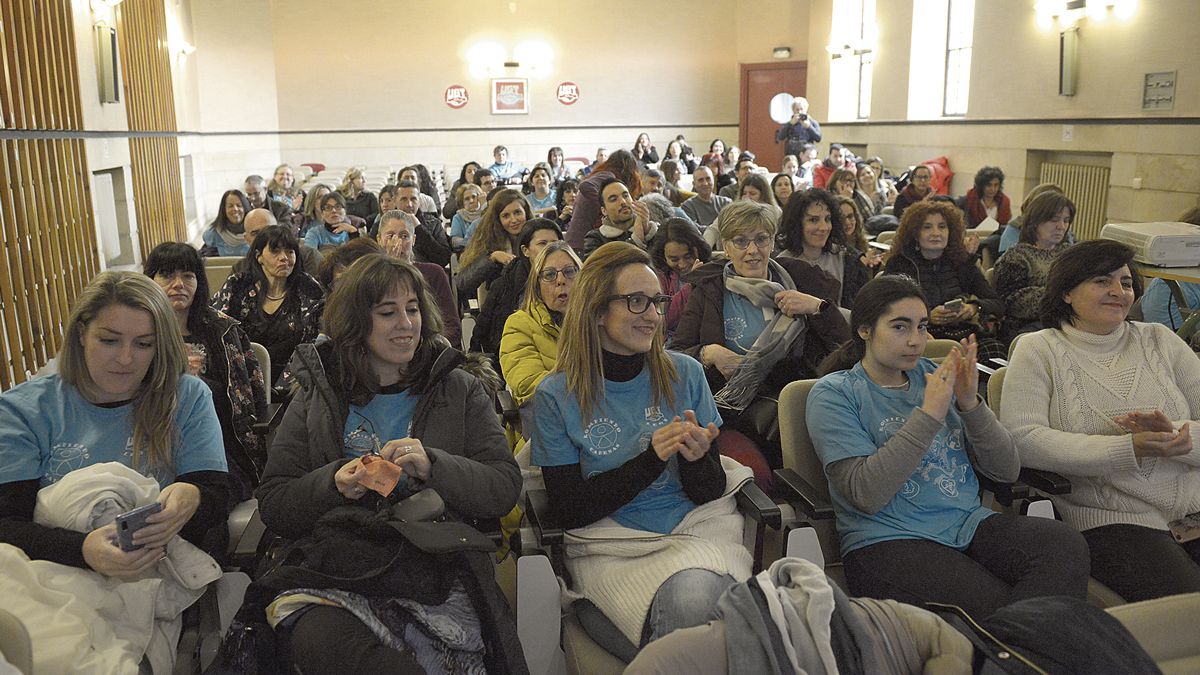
[807,274,1088,618]
[0,271,228,579]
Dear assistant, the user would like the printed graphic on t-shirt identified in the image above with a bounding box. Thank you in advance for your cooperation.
[47,442,92,484]
[725,317,749,350]
[880,415,970,500]
[584,417,622,456]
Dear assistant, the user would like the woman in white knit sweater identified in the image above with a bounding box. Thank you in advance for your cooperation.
[1001,239,1200,602]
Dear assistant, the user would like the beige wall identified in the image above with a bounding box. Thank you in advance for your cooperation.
[805,0,1200,223]
[735,0,811,65]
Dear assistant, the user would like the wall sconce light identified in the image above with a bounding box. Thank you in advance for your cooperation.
[1036,0,1136,29]
[772,46,792,59]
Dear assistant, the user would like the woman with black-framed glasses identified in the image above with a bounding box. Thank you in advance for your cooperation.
[669,200,850,470]
[530,241,749,661]
[499,241,583,408]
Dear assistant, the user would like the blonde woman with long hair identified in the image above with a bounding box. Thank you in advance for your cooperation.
[336,166,380,222]
[531,241,754,660]
[0,271,228,578]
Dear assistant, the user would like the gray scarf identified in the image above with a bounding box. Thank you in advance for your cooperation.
[713,259,806,411]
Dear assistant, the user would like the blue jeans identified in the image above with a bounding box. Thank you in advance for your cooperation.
[576,568,736,661]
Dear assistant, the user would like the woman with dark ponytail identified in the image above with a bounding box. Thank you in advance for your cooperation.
[807,275,1089,618]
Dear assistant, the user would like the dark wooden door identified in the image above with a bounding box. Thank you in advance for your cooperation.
[740,62,807,172]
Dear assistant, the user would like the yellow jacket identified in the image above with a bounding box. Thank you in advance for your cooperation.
[499,302,561,406]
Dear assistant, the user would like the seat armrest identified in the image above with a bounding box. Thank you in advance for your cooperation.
[773,468,835,520]
[1018,468,1072,495]
[497,389,520,426]
[735,481,781,529]
[978,474,1031,507]
[251,402,286,438]
[525,489,564,547]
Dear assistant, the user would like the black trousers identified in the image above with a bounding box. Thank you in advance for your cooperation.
[1084,523,1200,602]
[843,513,1090,618]
[287,606,425,675]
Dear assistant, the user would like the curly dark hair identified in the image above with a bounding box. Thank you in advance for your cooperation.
[778,188,848,255]
[886,200,970,266]
[649,218,711,276]
[973,166,1006,197]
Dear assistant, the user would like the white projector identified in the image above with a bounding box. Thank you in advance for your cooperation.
[1100,221,1200,267]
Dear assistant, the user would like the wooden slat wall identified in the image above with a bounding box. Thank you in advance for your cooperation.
[116,0,186,259]
[0,1,100,389]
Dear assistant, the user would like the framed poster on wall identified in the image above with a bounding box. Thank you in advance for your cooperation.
[491,78,529,114]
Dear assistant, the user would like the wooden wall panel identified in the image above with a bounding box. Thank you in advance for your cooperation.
[0,1,99,388]
[116,0,186,259]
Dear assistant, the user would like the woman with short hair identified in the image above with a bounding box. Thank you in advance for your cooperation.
[268,163,305,214]
[1001,239,1200,602]
[304,191,363,250]
[442,161,482,219]
[257,254,523,672]
[213,225,325,387]
[449,183,486,251]
[777,188,872,309]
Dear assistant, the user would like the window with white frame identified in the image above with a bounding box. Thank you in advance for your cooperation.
[828,0,877,122]
[908,0,976,119]
[943,0,975,115]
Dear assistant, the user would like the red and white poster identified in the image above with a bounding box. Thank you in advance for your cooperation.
[491,78,529,115]
[556,81,580,105]
[444,85,469,109]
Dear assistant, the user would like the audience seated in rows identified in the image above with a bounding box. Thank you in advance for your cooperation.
[993,192,1076,343]
[472,219,563,362]
[531,242,750,661]
[882,200,1007,362]
[1001,239,1200,602]
[809,274,1090,618]
[777,188,871,309]
[145,243,268,501]
[213,225,325,387]
[255,255,524,672]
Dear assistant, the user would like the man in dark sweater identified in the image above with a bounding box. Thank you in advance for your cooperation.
[243,174,292,224]
[394,180,451,268]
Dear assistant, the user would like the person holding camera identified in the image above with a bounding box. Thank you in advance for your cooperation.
[775,97,822,159]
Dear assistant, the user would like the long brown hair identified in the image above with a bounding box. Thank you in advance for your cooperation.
[459,189,532,269]
[321,255,445,404]
[59,271,186,472]
[555,242,676,419]
[885,200,970,266]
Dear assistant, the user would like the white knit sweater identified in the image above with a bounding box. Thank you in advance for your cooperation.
[562,458,754,644]
[1001,321,1200,532]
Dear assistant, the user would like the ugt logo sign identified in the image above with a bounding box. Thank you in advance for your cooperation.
[444,85,469,109]
[556,81,579,105]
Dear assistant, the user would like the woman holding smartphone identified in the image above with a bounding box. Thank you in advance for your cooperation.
[0,271,229,576]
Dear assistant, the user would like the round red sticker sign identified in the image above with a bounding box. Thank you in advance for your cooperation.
[444,85,469,109]
[556,81,579,105]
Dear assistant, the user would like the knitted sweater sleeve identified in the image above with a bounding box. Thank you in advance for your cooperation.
[1000,333,1140,477]
[1153,324,1200,467]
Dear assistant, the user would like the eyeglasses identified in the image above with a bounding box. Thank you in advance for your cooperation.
[539,266,579,282]
[321,203,346,212]
[728,234,773,251]
[607,293,672,315]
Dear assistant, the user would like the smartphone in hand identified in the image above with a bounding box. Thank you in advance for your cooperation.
[943,298,964,313]
[115,502,164,552]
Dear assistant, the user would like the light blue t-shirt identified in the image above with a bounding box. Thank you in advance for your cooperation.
[722,290,771,355]
[202,228,249,257]
[531,351,722,534]
[304,225,351,249]
[806,359,994,556]
[450,212,482,243]
[342,390,419,458]
[0,374,227,488]
[1141,278,1200,331]
[527,190,557,213]
[998,223,1020,254]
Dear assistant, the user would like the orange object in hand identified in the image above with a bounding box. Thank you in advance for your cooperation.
[358,454,403,497]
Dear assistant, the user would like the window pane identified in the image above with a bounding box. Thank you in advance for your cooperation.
[858,58,873,118]
[944,47,971,115]
[947,0,975,49]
